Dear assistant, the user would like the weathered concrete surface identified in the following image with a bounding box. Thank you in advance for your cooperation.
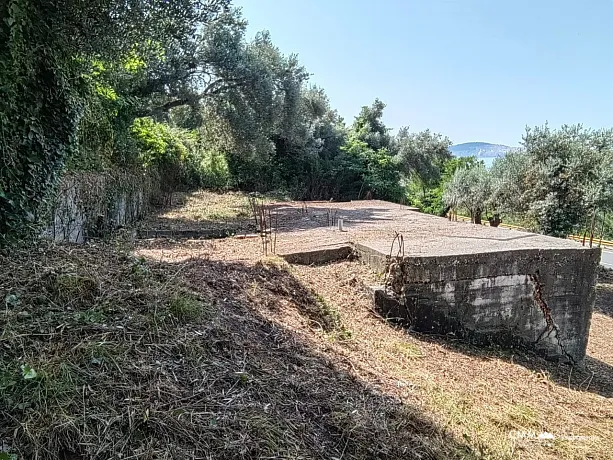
[274,200,599,264]
[374,248,601,363]
[271,200,601,363]
[280,245,353,265]
[44,173,153,243]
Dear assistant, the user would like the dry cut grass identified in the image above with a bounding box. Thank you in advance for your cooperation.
[141,190,286,234]
[0,239,470,459]
[288,261,613,460]
[3,190,612,460]
[134,232,613,460]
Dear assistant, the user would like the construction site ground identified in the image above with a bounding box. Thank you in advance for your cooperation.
[137,191,613,459]
[142,192,591,259]
[2,190,612,459]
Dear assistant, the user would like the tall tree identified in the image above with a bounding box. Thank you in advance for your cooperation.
[0,0,231,243]
[395,128,453,192]
[352,99,393,151]
[485,125,613,236]
[520,124,613,237]
[334,99,402,201]
[488,150,529,219]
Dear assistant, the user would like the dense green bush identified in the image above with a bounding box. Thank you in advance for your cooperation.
[440,125,613,236]
[131,118,231,191]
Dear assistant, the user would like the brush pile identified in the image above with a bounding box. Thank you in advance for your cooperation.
[0,240,463,459]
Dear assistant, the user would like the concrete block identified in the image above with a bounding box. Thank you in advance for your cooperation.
[371,247,600,363]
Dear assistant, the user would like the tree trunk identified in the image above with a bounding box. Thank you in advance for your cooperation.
[488,213,502,227]
[589,211,597,248]
[474,209,482,225]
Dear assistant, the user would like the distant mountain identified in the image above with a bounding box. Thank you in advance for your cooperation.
[450,142,512,159]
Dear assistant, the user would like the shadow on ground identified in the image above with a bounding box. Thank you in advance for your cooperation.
[368,268,613,399]
[0,242,474,459]
[140,190,256,235]
[594,277,613,319]
[140,190,412,238]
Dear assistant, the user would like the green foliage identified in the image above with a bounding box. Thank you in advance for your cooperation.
[313,100,403,202]
[0,0,82,245]
[131,117,231,191]
[168,294,209,323]
[433,125,613,237]
[408,186,445,216]
[0,0,232,245]
[485,125,613,236]
[338,139,403,201]
[488,151,530,222]
[4,0,609,247]
[190,149,232,190]
[363,147,404,202]
[131,118,188,168]
[597,213,613,240]
[443,164,491,223]
[441,157,483,182]
[520,125,589,236]
[396,128,453,189]
[0,0,438,232]
[352,99,393,151]
[407,156,480,215]
[20,364,38,380]
[396,128,454,214]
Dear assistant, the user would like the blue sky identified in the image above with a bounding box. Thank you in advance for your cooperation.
[234,0,612,147]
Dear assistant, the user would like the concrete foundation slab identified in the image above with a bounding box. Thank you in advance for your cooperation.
[273,200,601,363]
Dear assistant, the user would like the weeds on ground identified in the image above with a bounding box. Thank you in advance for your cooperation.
[168,293,210,323]
[0,240,468,459]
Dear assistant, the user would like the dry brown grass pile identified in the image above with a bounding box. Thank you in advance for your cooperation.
[3,189,612,460]
[0,239,470,459]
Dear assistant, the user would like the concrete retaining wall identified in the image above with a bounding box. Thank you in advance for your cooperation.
[44,172,155,243]
[375,248,601,363]
[280,245,354,265]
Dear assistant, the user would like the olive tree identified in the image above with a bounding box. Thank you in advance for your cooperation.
[443,164,491,224]
[395,128,453,193]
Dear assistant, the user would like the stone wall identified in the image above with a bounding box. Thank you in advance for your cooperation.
[44,172,155,243]
[375,248,601,363]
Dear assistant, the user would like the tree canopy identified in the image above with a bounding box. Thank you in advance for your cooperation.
[443,124,613,236]
[1,1,611,244]
[396,128,453,190]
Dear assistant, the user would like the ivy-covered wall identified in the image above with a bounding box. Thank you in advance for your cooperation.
[43,170,158,243]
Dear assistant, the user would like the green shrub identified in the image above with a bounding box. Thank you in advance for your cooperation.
[131,117,231,191]
[168,294,210,323]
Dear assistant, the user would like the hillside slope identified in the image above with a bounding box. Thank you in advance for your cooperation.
[450,142,513,158]
[0,240,470,459]
[1,191,612,460]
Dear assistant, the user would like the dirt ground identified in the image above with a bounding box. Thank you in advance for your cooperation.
[134,191,613,460]
[140,191,590,258]
[2,190,611,459]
